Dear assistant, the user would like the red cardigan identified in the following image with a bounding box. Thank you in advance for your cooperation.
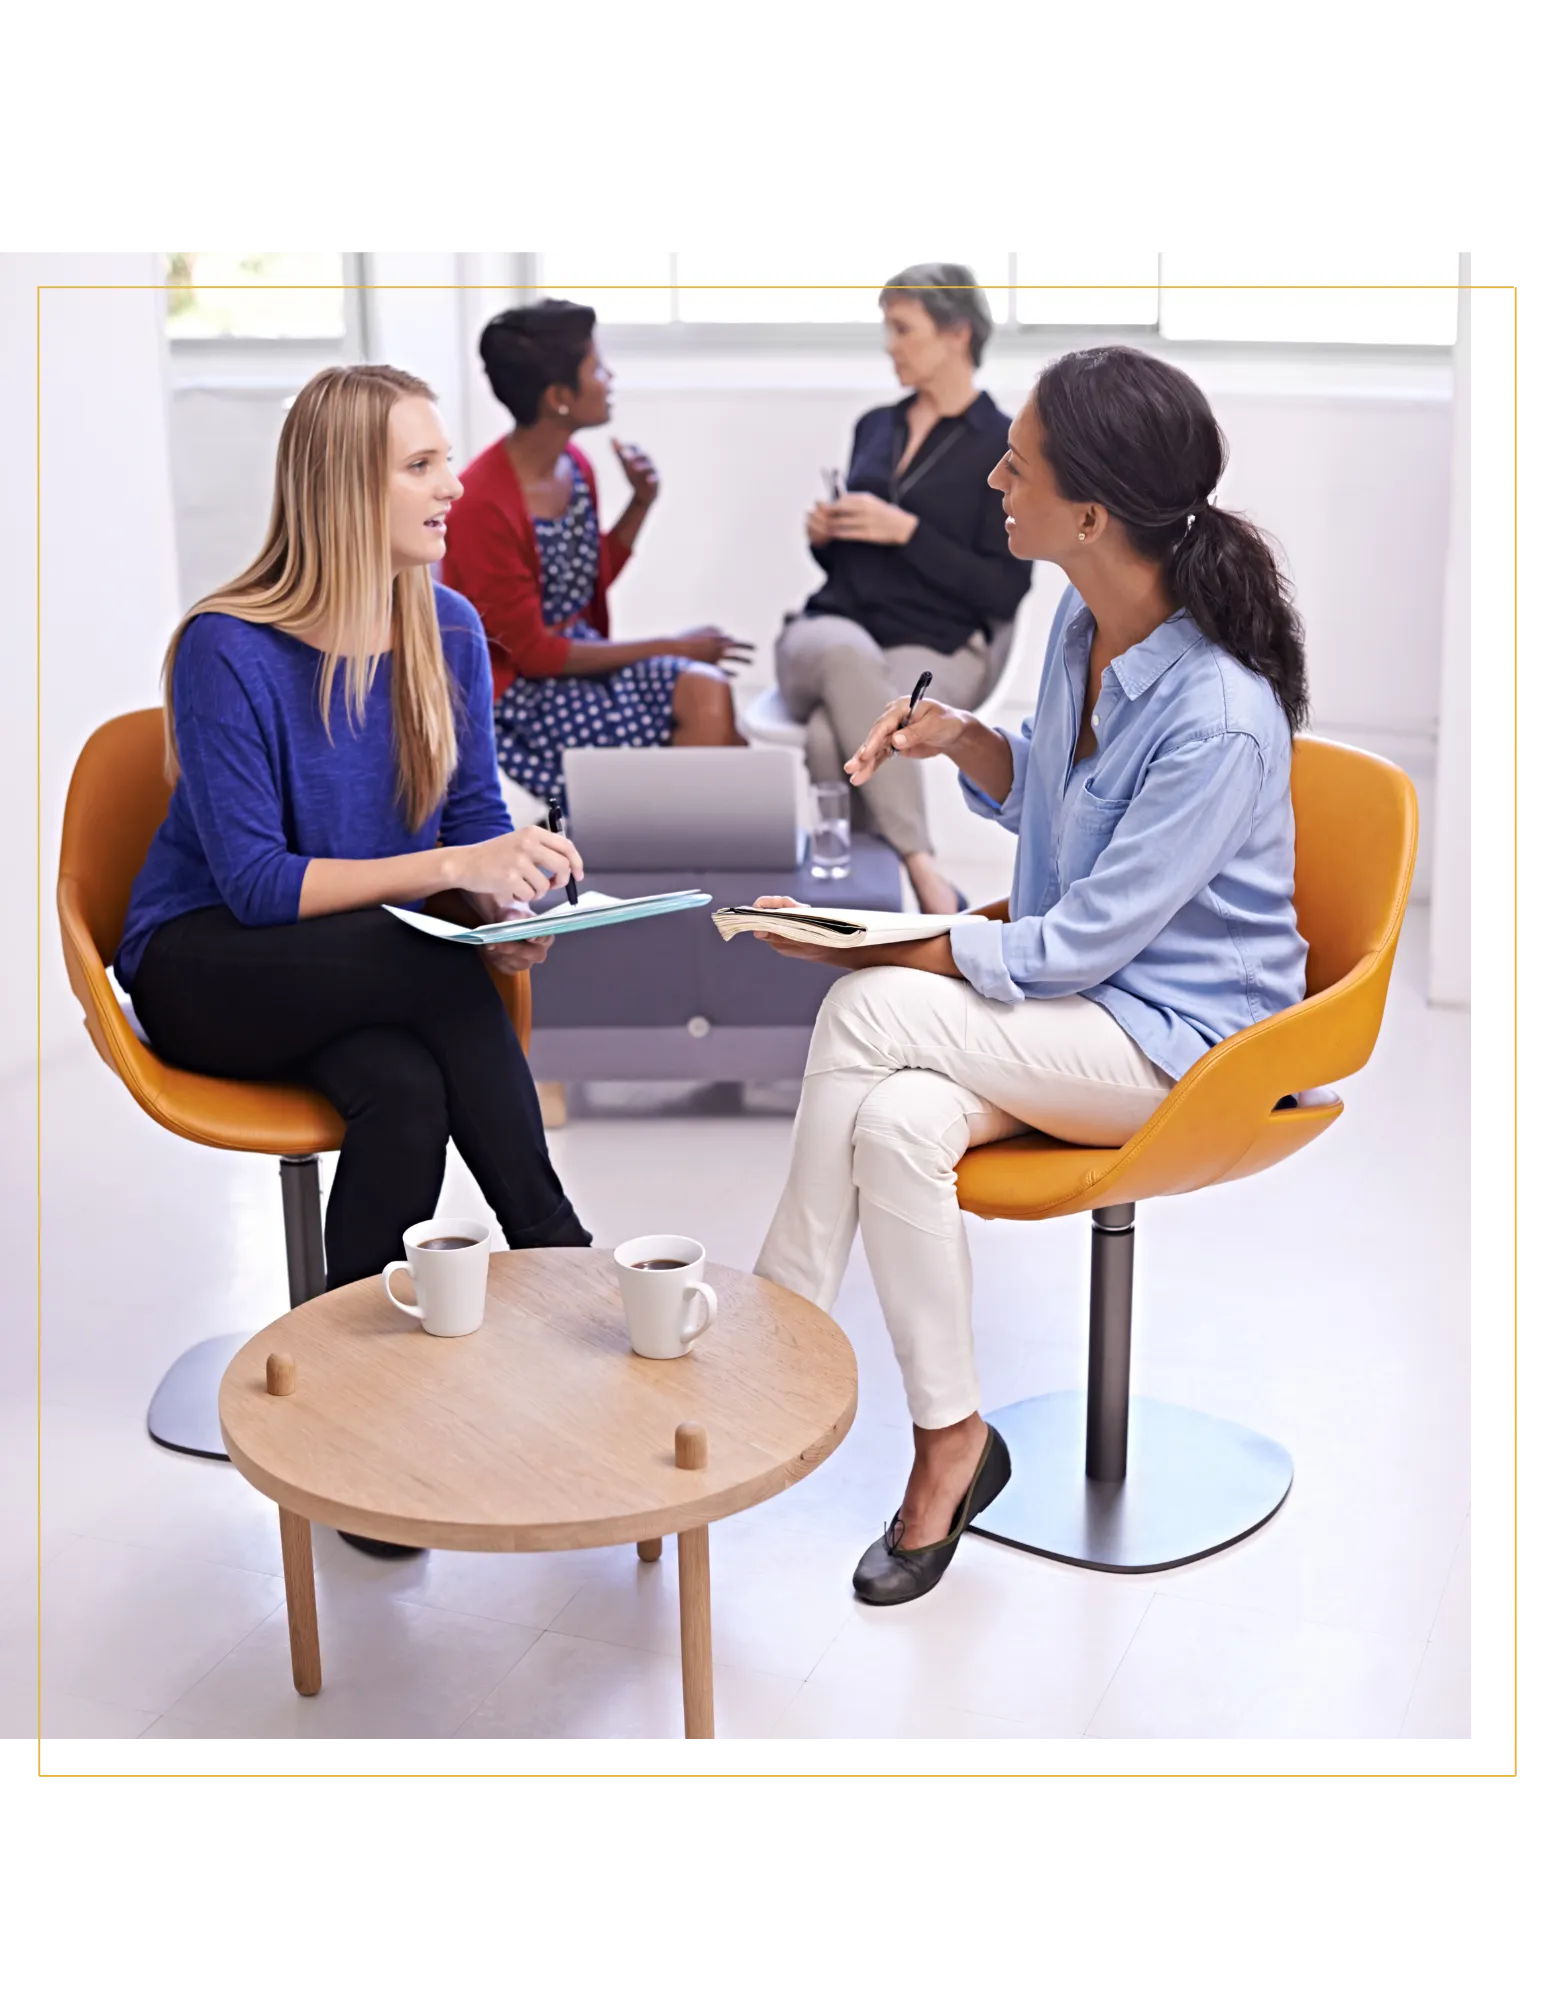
[440,439,633,695]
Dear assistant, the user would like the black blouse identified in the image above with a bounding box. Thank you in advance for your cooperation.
[804,390,1030,655]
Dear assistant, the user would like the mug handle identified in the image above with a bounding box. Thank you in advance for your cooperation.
[680,1280,717,1348]
[382,1262,425,1321]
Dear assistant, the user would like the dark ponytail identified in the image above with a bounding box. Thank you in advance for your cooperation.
[1034,346,1309,732]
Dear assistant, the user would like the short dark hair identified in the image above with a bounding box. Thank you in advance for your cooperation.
[479,299,597,427]
[878,262,993,366]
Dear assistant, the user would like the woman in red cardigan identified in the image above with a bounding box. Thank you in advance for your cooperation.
[441,300,748,809]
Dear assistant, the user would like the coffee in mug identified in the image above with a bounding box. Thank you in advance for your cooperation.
[382,1218,492,1337]
[613,1234,717,1360]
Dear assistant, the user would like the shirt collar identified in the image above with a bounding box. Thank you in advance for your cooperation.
[895,390,999,436]
[1067,600,1204,702]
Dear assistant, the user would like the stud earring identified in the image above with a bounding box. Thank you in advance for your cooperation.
[557,405,570,416]
[1077,531,1087,542]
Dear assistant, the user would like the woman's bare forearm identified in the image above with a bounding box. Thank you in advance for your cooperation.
[945,715,1016,803]
[609,495,653,553]
[563,637,680,675]
[298,848,457,919]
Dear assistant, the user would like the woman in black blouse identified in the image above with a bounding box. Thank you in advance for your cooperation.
[776,263,1031,913]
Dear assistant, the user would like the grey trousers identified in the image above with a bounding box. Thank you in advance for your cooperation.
[774,614,991,857]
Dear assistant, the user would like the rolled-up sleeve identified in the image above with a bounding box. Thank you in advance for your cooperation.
[950,730,1265,1004]
[173,659,310,927]
[959,723,1031,827]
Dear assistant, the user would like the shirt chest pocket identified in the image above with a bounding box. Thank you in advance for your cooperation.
[1057,780,1130,891]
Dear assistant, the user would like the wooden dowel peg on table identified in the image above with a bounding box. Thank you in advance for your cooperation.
[266,1352,296,1397]
[675,1421,708,1471]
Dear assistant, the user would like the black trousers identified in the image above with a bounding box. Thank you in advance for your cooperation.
[131,906,589,1289]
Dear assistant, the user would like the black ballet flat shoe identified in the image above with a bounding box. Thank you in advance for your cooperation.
[851,1425,1012,1607]
[338,1530,423,1560]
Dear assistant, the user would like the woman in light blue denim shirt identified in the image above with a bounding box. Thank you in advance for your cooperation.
[755,347,1310,1607]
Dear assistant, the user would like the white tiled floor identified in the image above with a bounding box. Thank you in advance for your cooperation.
[2,907,1469,1741]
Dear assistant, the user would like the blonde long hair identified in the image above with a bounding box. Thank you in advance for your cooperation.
[161,364,459,827]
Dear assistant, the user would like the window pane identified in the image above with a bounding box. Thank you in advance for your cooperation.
[1158,254,1459,343]
[675,251,1011,323]
[1014,254,1159,326]
[164,252,346,340]
[536,252,673,325]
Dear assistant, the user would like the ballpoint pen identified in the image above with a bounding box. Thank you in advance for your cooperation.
[890,669,933,755]
[546,796,580,905]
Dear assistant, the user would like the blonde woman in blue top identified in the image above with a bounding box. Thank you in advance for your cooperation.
[753,347,1310,1606]
[120,368,592,1566]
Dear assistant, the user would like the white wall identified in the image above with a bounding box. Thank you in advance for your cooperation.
[0,262,41,1087]
[8,256,184,1082]
[1432,266,1512,1008]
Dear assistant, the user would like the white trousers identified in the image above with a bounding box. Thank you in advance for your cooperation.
[754,967,1172,1429]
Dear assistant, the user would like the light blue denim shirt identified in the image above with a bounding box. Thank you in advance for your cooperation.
[951,586,1307,1080]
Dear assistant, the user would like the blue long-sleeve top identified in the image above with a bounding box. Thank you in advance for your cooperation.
[117,584,513,987]
[949,586,1307,1079]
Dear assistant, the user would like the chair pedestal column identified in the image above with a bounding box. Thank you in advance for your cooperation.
[146,1155,326,1459]
[968,1204,1293,1573]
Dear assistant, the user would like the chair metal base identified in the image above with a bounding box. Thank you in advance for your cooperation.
[968,1390,1293,1573]
[146,1334,247,1459]
[145,1154,326,1462]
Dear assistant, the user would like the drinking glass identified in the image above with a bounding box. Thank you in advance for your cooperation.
[809,782,852,879]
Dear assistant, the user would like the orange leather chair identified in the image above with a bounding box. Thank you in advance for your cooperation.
[958,736,1418,1571]
[57,709,532,1459]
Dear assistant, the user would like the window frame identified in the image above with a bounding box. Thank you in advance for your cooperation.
[514,251,1459,352]
[161,251,369,381]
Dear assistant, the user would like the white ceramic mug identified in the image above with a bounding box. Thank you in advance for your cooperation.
[382,1218,492,1337]
[614,1234,717,1360]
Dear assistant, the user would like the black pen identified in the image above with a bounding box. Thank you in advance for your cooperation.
[545,796,580,906]
[890,670,933,756]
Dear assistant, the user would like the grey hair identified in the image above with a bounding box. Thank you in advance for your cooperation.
[878,262,993,366]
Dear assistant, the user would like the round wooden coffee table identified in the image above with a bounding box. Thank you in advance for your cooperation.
[218,1248,856,1738]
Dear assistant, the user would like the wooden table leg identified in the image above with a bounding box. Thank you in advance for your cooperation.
[636,1538,663,1563]
[677,1525,713,1739]
[277,1507,321,1696]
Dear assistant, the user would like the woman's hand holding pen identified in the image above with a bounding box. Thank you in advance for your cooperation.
[451,825,584,904]
[845,696,967,787]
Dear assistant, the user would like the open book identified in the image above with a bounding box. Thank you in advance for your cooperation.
[712,903,989,949]
[385,889,711,947]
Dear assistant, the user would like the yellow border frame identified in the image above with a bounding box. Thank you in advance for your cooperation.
[30,270,1536,1784]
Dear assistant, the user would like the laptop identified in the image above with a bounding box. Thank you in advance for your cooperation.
[562,746,805,870]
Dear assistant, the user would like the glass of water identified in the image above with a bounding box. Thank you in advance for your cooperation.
[809,781,852,879]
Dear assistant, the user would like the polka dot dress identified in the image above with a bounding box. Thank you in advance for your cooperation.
[492,457,690,811]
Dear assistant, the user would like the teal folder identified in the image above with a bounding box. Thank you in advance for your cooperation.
[384,889,711,948]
